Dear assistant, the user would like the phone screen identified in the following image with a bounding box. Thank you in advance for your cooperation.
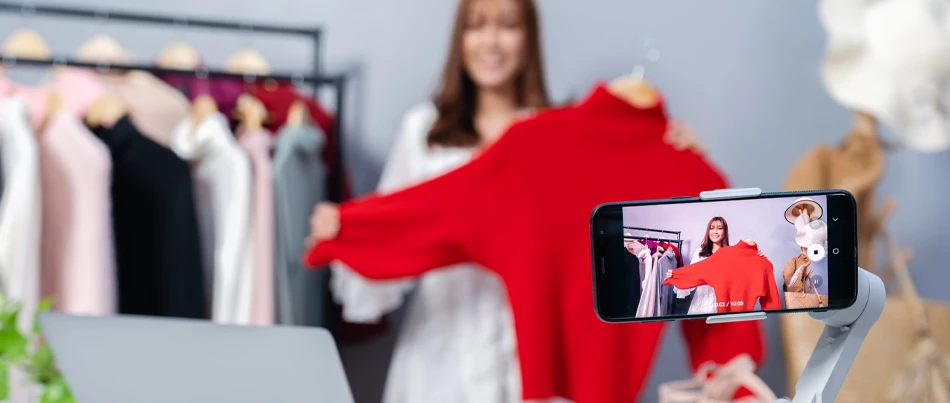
[591,191,857,322]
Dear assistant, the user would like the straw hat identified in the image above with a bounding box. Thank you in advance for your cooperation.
[819,0,950,153]
[784,197,823,224]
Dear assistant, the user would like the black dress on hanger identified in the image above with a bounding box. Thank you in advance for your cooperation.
[92,116,206,318]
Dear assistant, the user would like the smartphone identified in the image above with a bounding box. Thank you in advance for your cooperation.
[589,189,858,323]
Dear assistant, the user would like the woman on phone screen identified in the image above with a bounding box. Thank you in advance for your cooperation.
[329,0,708,401]
[671,216,765,315]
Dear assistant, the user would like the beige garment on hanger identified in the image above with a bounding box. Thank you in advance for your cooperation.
[97,71,190,147]
[783,129,884,273]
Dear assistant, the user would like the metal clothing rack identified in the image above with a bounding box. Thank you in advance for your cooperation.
[0,0,348,202]
[623,226,682,316]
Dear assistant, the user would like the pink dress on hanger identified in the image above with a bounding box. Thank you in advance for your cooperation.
[238,128,276,326]
[2,68,117,315]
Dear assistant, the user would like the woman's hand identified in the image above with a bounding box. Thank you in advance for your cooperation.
[304,202,341,248]
[757,249,767,259]
[665,269,673,279]
[664,120,706,155]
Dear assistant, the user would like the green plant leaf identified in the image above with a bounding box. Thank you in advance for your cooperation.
[0,329,27,358]
[41,378,74,403]
[33,297,54,334]
[30,344,55,383]
[0,360,9,400]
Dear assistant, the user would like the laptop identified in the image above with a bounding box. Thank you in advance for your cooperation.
[38,312,355,403]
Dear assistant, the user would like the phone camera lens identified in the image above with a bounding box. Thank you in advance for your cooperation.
[600,230,604,235]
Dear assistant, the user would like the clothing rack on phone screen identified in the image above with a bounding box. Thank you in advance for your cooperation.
[0,0,349,203]
[623,226,682,316]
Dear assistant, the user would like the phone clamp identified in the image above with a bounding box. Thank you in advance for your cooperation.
[699,187,763,200]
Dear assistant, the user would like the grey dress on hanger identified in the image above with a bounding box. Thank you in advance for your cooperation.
[273,122,337,331]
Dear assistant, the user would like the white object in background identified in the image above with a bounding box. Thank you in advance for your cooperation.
[171,113,254,325]
[819,0,950,152]
[0,97,41,333]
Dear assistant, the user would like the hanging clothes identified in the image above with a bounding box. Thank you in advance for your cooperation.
[665,242,782,314]
[329,103,520,403]
[91,116,205,318]
[38,111,116,316]
[171,113,253,325]
[247,80,351,200]
[636,249,658,318]
[0,97,41,333]
[303,84,766,403]
[159,72,244,119]
[272,122,337,329]
[624,239,645,311]
[657,249,678,316]
[238,128,276,326]
[97,71,190,147]
[0,68,105,131]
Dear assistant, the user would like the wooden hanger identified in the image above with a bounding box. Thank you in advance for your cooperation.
[84,94,128,129]
[76,34,133,65]
[2,28,51,60]
[225,49,271,76]
[286,100,309,127]
[155,42,201,71]
[607,64,660,109]
[190,94,218,133]
[235,93,267,133]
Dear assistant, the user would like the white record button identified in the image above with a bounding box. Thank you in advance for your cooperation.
[808,244,826,262]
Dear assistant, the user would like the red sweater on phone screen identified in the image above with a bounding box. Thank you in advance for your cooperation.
[664,242,782,313]
[304,84,765,403]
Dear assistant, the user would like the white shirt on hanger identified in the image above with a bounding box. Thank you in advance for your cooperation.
[0,97,41,333]
[171,113,253,325]
[330,103,522,403]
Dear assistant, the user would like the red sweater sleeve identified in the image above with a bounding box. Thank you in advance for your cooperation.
[761,267,782,310]
[303,134,510,280]
[663,262,710,289]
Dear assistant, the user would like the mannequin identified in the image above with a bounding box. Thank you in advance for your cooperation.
[783,111,885,273]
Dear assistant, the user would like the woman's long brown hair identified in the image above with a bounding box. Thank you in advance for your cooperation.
[427,0,550,148]
[698,217,730,258]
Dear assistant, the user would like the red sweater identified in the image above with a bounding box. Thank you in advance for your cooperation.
[664,242,782,313]
[304,84,765,402]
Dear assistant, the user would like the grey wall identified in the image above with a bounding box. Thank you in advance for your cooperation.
[622,195,831,299]
[3,0,947,402]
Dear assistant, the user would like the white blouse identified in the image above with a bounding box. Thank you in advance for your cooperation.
[330,103,522,403]
[171,113,254,325]
[0,97,40,333]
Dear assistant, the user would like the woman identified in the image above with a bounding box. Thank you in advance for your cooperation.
[329,1,546,402]
[671,217,765,315]
[324,0,708,401]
